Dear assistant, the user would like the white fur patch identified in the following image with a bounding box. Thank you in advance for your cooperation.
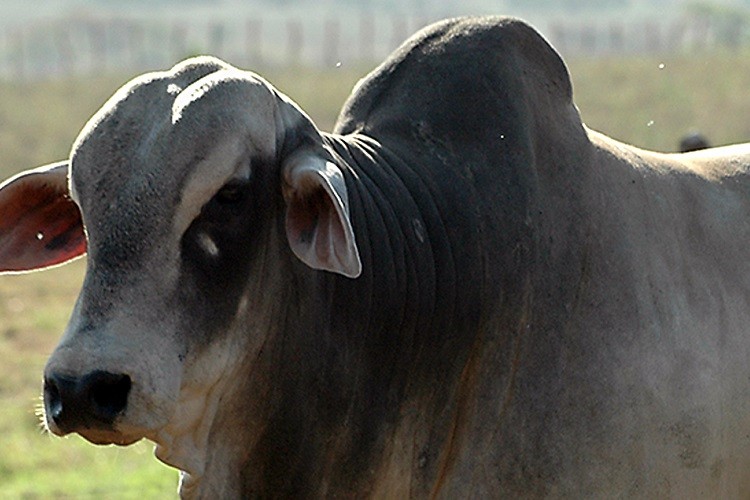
[167,83,182,96]
[173,136,246,239]
[197,232,220,258]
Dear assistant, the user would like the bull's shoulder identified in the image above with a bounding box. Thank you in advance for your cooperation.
[333,16,577,141]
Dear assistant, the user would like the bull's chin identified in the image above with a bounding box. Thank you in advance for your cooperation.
[77,428,143,446]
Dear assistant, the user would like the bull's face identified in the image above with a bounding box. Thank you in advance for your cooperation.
[0,56,361,488]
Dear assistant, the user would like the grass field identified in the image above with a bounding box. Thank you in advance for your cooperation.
[571,51,750,150]
[0,51,749,497]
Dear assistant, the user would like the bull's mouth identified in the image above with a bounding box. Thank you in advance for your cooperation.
[46,420,143,447]
[78,429,143,446]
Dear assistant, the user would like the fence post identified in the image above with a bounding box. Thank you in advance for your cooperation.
[10,29,25,80]
[209,22,225,57]
[608,22,624,53]
[87,20,108,72]
[246,18,263,66]
[287,20,303,66]
[644,21,662,53]
[170,22,188,61]
[360,13,374,62]
[581,24,597,54]
[692,18,711,52]
[549,23,567,55]
[125,21,145,69]
[391,17,409,51]
[54,25,75,75]
[665,21,686,52]
[722,18,745,51]
[323,18,340,66]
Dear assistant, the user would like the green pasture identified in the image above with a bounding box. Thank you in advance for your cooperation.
[0,51,749,498]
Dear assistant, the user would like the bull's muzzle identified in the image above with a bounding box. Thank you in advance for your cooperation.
[44,370,132,433]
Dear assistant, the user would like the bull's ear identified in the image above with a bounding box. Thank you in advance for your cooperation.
[0,161,86,274]
[282,153,362,278]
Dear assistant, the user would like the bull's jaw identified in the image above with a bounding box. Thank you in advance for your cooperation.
[154,380,249,499]
[153,382,225,498]
[151,320,258,498]
[151,349,241,498]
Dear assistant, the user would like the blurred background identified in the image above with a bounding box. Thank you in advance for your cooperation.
[0,0,749,497]
[2,0,750,78]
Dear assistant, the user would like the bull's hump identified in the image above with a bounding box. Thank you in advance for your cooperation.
[335,16,574,136]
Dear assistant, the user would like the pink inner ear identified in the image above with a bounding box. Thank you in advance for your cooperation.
[286,187,322,245]
[287,185,338,253]
[0,182,86,273]
[285,182,356,275]
[283,156,361,277]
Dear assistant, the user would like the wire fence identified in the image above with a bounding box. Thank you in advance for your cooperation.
[1,14,748,80]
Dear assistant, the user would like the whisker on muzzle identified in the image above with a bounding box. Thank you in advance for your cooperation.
[34,396,51,436]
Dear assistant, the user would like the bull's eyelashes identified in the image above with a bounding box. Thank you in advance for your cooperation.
[181,177,255,265]
[214,179,250,205]
[208,154,253,208]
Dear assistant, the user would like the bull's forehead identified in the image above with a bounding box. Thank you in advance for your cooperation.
[71,56,233,198]
[68,56,281,266]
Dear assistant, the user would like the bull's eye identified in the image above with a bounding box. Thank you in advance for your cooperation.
[215,181,248,205]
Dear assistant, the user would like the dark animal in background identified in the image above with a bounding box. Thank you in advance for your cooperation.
[679,130,711,152]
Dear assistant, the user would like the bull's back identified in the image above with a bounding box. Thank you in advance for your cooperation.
[421,136,750,497]
[331,14,750,497]
[550,134,750,496]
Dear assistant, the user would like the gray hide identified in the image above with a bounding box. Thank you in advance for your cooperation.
[1,16,750,499]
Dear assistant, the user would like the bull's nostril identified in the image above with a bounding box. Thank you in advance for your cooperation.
[44,372,85,432]
[43,377,64,423]
[43,370,131,432]
[85,371,131,421]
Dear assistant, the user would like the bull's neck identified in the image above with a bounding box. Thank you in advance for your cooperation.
[266,132,487,493]
[321,132,480,356]
[228,128,540,496]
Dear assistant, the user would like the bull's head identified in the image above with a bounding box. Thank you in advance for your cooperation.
[0,56,361,494]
